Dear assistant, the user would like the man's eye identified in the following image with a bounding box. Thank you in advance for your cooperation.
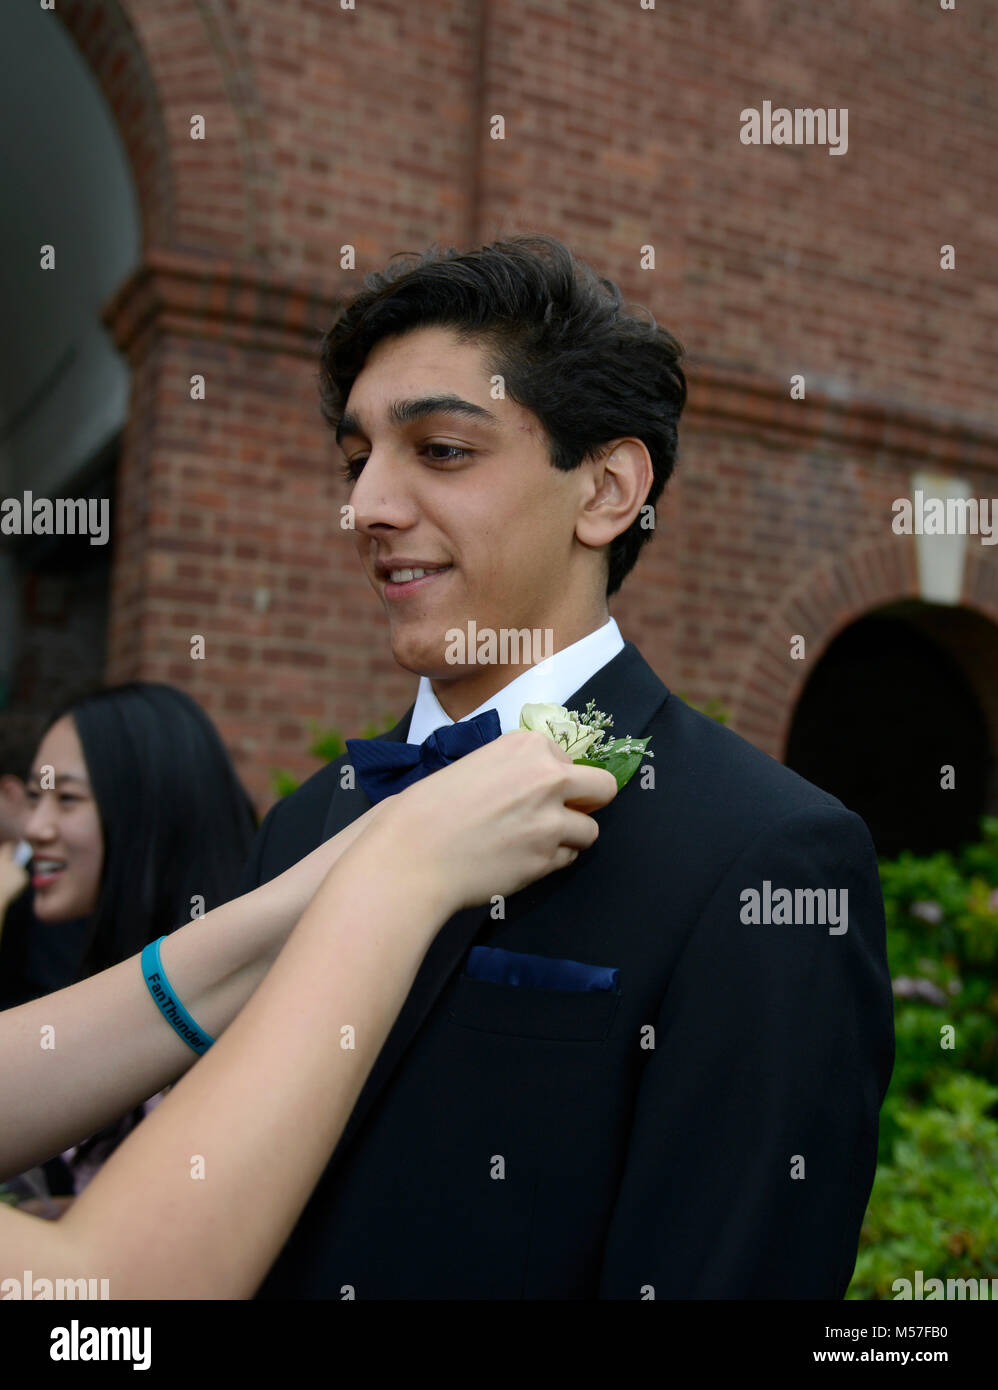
[338,443,470,482]
[423,443,470,463]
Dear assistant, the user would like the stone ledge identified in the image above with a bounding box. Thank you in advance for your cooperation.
[102,250,342,361]
[687,362,998,471]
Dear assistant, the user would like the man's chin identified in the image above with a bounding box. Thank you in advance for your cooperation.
[388,626,455,679]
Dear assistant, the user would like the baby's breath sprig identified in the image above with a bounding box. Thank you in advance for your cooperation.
[565,699,613,755]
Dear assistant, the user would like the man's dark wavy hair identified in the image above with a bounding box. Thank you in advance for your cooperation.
[318,233,687,597]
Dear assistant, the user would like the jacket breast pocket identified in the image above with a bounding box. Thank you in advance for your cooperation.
[446,972,620,1042]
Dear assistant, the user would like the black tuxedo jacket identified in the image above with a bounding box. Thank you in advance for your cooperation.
[238,641,895,1299]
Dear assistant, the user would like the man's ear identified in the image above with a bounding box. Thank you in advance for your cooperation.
[575,440,653,550]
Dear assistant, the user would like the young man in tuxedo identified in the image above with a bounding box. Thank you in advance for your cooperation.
[237,234,895,1299]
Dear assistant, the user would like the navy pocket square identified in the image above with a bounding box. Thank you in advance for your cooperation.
[465,945,619,993]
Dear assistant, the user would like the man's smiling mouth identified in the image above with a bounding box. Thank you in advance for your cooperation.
[388,565,448,582]
[381,564,453,598]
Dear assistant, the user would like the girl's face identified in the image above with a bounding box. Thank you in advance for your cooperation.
[23,716,104,921]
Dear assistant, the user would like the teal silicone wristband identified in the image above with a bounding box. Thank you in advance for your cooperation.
[141,935,215,1055]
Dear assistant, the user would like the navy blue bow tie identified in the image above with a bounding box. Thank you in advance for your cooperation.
[345,708,503,804]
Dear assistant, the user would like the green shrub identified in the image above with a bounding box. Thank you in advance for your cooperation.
[846,816,998,1297]
[847,1072,998,1297]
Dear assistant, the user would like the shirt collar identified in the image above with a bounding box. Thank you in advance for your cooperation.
[406,617,625,744]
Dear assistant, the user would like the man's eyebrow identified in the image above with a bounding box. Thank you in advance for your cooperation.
[26,773,88,788]
[335,395,502,449]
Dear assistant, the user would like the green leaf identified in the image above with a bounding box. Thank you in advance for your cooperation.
[574,749,646,791]
[574,733,653,790]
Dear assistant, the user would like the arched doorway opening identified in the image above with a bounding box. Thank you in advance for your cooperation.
[784,603,997,859]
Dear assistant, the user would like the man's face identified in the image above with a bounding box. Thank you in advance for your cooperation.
[337,326,603,696]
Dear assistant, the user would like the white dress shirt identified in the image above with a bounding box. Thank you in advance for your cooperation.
[406,617,625,744]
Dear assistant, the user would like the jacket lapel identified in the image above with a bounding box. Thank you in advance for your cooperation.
[329,641,671,1158]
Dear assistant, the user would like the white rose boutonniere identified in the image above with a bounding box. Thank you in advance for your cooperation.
[519,698,653,790]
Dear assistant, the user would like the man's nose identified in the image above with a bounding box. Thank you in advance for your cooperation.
[349,449,417,532]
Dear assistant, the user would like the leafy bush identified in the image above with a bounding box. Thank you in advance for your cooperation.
[847,1073,998,1297]
[846,817,998,1297]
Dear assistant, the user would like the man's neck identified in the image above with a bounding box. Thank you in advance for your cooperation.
[428,609,611,721]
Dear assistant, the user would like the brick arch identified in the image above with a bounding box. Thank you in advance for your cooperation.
[58,0,270,259]
[732,536,998,760]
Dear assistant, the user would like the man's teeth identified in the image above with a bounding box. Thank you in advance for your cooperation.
[389,566,446,582]
[35,860,66,872]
